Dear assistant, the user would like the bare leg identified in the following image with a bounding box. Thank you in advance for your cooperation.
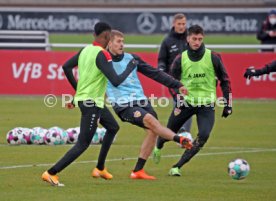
[143,113,176,141]
[139,129,157,160]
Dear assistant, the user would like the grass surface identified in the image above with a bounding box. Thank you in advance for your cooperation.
[49,33,259,52]
[0,97,275,201]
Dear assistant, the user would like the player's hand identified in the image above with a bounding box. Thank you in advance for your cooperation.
[66,100,75,109]
[128,58,138,68]
[179,86,188,95]
[244,67,262,79]
[243,67,256,79]
[221,106,232,118]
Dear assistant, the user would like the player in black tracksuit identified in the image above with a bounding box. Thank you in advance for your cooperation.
[158,28,188,74]
[158,13,193,132]
[244,60,276,79]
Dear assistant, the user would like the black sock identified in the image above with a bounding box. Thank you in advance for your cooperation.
[48,168,58,175]
[133,158,146,172]
[156,136,169,149]
[173,135,181,143]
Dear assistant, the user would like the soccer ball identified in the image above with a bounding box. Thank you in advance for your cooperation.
[74,127,80,135]
[44,128,63,145]
[6,127,26,145]
[22,128,33,144]
[177,131,193,147]
[48,127,68,145]
[66,128,79,144]
[228,158,250,180]
[97,127,106,143]
[31,127,48,144]
[91,129,100,144]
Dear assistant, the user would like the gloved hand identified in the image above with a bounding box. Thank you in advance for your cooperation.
[127,58,138,68]
[243,67,262,79]
[222,106,232,118]
[65,99,75,109]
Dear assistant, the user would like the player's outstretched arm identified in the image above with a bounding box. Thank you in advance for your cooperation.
[133,54,183,89]
[244,60,276,79]
[96,51,136,87]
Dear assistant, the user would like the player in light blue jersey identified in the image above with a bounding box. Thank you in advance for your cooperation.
[106,30,192,180]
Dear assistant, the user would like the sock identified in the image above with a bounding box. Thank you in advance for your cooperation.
[173,135,181,143]
[48,168,58,175]
[156,136,168,149]
[133,158,146,172]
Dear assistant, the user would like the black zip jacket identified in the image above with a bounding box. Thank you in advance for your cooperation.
[257,18,276,45]
[158,28,188,73]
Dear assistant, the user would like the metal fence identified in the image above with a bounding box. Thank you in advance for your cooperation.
[0,42,275,52]
[0,30,275,52]
[0,30,50,50]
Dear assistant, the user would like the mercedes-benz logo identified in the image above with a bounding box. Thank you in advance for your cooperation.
[136,13,157,34]
[0,14,3,29]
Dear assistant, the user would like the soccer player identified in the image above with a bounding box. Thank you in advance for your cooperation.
[153,25,232,176]
[244,60,276,79]
[158,13,192,133]
[42,22,137,186]
[106,30,193,180]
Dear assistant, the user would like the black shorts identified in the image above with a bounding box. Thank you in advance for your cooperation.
[117,102,157,129]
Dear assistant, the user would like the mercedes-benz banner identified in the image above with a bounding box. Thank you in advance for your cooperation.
[0,7,271,33]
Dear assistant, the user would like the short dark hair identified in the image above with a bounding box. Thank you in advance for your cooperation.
[94,22,111,36]
[188,25,204,36]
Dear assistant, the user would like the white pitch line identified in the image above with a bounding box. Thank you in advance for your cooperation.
[0,148,276,170]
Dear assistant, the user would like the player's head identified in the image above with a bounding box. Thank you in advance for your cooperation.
[268,10,276,25]
[172,13,187,34]
[108,30,124,55]
[187,25,204,50]
[93,22,112,48]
